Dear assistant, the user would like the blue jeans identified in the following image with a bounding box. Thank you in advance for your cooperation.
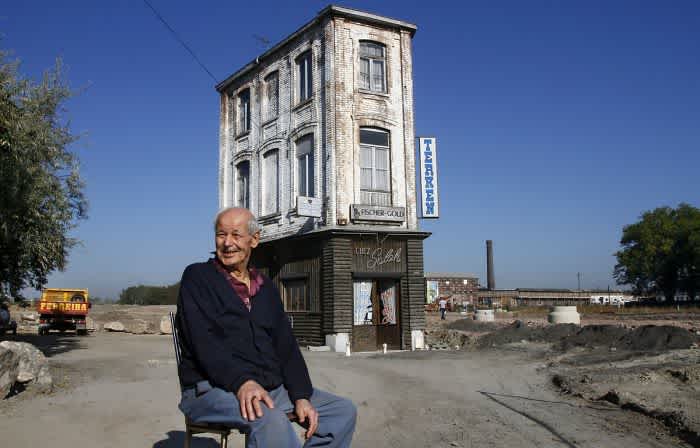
[179,381,357,448]
[440,308,446,320]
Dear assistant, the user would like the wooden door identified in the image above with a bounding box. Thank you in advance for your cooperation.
[351,279,401,351]
[376,280,400,349]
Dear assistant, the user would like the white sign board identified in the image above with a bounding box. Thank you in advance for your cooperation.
[297,196,322,217]
[418,137,439,218]
[350,204,405,223]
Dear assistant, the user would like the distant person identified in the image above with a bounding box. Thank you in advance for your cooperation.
[176,207,356,447]
[0,302,17,335]
[438,298,447,320]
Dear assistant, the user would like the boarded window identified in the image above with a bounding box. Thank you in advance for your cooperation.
[262,150,279,215]
[265,72,279,120]
[283,279,309,312]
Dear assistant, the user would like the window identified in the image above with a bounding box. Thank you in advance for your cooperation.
[262,150,279,215]
[265,72,279,121]
[296,51,312,102]
[359,41,386,93]
[238,89,250,133]
[296,134,314,197]
[283,278,309,312]
[235,161,250,208]
[359,128,390,205]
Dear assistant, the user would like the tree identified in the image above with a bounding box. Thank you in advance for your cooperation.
[614,204,700,301]
[118,283,180,305]
[0,51,87,297]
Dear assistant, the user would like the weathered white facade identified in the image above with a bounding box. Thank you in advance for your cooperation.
[216,6,428,352]
[217,6,418,241]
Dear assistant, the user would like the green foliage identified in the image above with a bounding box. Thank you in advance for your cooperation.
[0,50,87,296]
[118,283,180,305]
[614,204,700,300]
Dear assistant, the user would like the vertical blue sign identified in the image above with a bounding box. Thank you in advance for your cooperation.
[418,137,439,218]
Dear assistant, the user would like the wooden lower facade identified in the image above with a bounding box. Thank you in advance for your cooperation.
[251,229,430,351]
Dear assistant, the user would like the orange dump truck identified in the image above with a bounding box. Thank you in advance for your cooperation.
[38,288,91,335]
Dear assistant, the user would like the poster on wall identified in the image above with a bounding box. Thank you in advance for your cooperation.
[353,281,373,325]
[379,284,396,325]
[426,280,439,303]
[418,137,439,218]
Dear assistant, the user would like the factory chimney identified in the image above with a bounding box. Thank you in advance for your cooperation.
[486,240,495,290]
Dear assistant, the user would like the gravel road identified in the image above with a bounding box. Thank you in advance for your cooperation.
[0,332,690,447]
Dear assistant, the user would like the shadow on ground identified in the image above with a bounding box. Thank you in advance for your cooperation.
[0,333,86,357]
[153,431,221,448]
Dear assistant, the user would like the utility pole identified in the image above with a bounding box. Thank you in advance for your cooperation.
[577,272,581,291]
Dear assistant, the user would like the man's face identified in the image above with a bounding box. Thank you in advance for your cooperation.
[214,209,259,271]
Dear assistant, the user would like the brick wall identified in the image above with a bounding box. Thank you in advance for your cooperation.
[425,276,480,304]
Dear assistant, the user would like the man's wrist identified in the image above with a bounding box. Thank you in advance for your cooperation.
[231,376,256,395]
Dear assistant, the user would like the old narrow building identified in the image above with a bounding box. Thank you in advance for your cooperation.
[216,6,428,352]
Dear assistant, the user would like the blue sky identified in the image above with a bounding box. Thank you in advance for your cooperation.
[3,1,698,298]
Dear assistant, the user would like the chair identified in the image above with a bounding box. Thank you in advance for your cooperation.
[169,312,303,448]
[170,312,245,448]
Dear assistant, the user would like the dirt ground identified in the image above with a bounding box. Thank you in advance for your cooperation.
[1,322,697,447]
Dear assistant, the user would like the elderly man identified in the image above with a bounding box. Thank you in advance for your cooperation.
[176,207,356,447]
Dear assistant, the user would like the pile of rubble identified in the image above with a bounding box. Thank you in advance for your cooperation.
[13,310,173,335]
[0,341,52,398]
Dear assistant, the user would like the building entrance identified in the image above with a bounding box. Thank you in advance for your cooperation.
[352,279,401,351]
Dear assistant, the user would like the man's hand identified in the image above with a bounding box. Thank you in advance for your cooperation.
[236,380,274,421]
[295,398,318,440]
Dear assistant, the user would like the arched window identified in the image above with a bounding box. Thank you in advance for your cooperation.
[360,128,390,206]
[359,41,386,93]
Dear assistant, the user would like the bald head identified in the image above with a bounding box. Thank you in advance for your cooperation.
[214,207,260,234]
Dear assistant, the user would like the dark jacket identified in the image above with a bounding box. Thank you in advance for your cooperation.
[175,260,313,402]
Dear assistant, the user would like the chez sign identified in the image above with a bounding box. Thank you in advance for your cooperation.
[352,240,405,272]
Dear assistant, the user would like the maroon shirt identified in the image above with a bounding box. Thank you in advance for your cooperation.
[211,258,264,310]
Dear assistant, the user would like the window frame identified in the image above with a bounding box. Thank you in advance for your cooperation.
[238,88,251,134]
[359,41,387,93]
[359,128,391,204]
[296,51,313,103]
[296,134,315,198]
[264,71,279,122]
[261,149,279,215]
[235,160,250,209]
[282,278,310,312]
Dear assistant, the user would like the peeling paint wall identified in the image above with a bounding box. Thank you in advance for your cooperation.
[217,11,418,242]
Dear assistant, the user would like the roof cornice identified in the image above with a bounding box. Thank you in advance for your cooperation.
[215,5,417,92]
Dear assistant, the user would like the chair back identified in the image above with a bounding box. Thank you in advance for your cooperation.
[169,311,182,366]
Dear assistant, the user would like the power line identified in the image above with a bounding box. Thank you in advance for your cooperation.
[142,0,218,83]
